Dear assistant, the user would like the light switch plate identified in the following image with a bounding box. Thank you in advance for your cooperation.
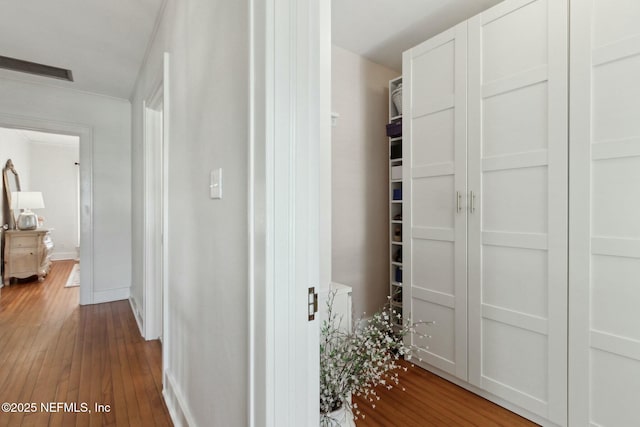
[210,168,222,199]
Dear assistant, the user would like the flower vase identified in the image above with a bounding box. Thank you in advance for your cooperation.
[321,406,356,427]
[320,395,356,427]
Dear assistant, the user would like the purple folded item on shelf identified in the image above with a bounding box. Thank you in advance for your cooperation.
[386,120,402,138]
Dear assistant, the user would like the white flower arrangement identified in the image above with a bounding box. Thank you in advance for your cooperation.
[320,292,432,425]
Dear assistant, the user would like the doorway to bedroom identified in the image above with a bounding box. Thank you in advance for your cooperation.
[0,126,80,296]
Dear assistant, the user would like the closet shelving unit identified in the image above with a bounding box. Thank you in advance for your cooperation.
[388,76,403,326]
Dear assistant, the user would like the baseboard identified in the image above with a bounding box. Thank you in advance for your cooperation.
[163,369,197,427]
[92,287,130,304]
[129,296,143,337]
[51,252,78,261]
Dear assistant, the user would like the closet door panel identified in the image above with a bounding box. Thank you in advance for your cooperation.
[592,157,640,238]
[591,256,640,342]
[403,23,468,380]
[412,298,456,372]
[590,350,640,427]
[482,167,548,234]
[412,110,454,166]
[468,0,568,423]
[411,40,455,113]
[570,1,640,425]
[482,245,547,318]
[412,239,454,296]
[411,177,454,229]
[482,83,548,157]
[482,319,548,403]
[480,0,548,82]
[592,55,640,141]
[592,0,640,48]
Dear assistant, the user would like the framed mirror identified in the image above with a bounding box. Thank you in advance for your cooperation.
[3,159,22,230]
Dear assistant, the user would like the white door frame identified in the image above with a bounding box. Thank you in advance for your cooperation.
[249,0,330,425]
[141,53,171,362]
[142,81,164,341]
[0,113,94,305]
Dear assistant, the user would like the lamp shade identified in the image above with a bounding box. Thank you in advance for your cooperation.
[11,191,45,210]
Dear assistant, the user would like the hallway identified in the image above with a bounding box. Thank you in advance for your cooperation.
[0,260,172,426]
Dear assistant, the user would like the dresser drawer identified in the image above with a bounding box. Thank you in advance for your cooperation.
[10,235,37,249]
[9,248,38,273]
[3,229,54,285]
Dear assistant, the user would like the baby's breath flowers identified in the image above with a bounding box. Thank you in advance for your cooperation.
[320,292,432,426]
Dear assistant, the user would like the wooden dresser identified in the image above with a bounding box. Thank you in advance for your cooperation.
[3,229,53,285]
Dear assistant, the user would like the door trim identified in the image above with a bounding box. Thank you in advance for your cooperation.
[0,113,94,305]
[142,78,164,341]
[249,0,326,425]
[141,53,171,390]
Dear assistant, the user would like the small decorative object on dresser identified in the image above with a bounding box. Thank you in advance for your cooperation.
[3,229,53,285]
[12,191,45,230]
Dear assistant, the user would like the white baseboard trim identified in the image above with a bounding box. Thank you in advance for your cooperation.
[92,287,130,305]
[163,369,197,427]
[129,296,143,337]
[51,252,78,261]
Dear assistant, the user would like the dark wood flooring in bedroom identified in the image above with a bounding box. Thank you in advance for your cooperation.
[0,260,172,427]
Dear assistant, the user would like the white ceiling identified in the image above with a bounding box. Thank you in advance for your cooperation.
[0,0,165,99]
[332,0,504,71]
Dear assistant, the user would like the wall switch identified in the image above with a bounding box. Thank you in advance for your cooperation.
[210,168,222,199]
[331,112,340,127]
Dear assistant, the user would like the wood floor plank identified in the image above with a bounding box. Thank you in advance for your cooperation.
[0,261,172,427]
[61,299,88,427]
[50,309,80,427]
[353,360,540,426]
[104,303,126,427]
[115,309,143,426]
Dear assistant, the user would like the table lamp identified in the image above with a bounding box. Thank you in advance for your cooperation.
[11,191,45,230]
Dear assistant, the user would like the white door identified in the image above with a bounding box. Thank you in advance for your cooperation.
[467,0,568,423]
[403,22,468,380]
[569,1,640,426]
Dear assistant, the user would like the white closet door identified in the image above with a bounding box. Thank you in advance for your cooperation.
[570,1,640,426]
[403,23,468,380]
[467,0,568,423]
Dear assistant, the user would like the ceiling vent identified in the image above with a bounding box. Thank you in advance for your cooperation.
[0,56,73,82]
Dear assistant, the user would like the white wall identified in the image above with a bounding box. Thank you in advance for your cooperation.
[130,0,249,425]
[331,45,399,317]
[0,127,31,227]
[29,140,79,260]
[0,78,132,302]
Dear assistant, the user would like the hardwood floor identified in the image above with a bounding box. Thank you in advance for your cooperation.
[0,260,172,427]
[0,260,538,426]
[353,360,539,427]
